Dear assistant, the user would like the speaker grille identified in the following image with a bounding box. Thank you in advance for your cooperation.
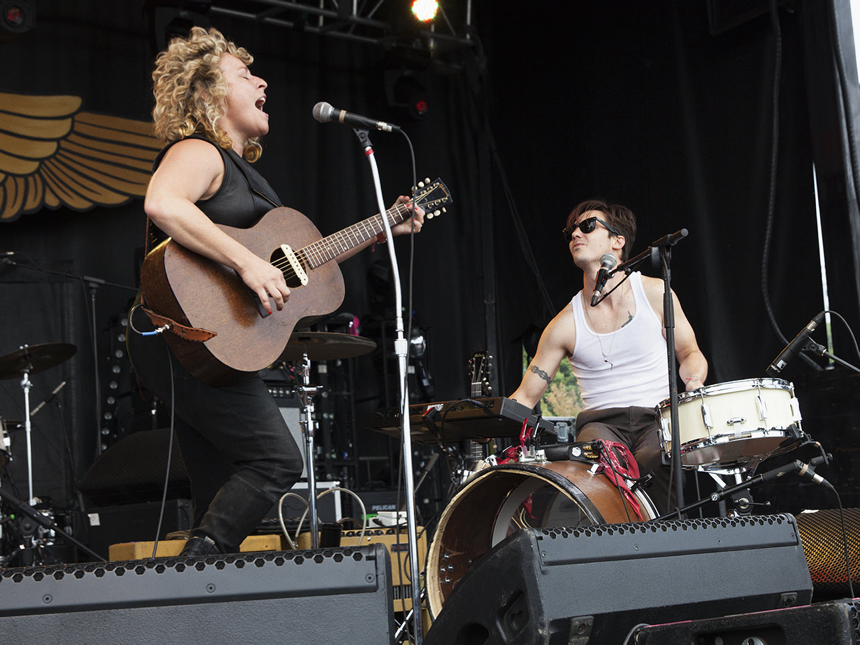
[0,546,387,616]
[796,508,860,600]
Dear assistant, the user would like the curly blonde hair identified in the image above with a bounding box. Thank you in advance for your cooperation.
[152,26,262,162]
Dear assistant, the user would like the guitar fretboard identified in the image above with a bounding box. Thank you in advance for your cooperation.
[300,203,413,269]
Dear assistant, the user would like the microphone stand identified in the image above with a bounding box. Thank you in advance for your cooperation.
[608,228,689,510]
[352,128,423,641]
[652,454,831,521]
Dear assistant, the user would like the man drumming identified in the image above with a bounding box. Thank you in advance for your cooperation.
[510,199,708,515]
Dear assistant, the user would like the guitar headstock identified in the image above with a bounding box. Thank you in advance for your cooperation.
[467,350,493,399]
[413,177,451,220]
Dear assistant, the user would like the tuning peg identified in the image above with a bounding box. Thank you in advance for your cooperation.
[417,180,425,189]
[424,177,430,183]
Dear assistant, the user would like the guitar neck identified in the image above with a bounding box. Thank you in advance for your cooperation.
[299,203,412,269]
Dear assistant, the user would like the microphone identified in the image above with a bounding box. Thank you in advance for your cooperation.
[312,102,400,133]
[758,457,831,486]
[590,253,618,306]
[766,312,826,377]
[30,380,67,417]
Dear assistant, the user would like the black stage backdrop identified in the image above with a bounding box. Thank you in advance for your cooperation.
[1,1,858,520]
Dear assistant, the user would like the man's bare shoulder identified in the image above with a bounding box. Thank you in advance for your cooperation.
[542,301,577,355]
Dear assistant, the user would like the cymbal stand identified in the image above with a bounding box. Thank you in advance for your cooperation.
[18,350,36,506]
[295,352,323,549]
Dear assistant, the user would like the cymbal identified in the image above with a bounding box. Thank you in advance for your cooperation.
[0,343,77,380]
[280,332,377,362]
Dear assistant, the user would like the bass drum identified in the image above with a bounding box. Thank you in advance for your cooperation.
[426,461,656,617]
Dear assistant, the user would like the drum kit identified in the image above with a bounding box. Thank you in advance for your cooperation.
[423,376,815,617]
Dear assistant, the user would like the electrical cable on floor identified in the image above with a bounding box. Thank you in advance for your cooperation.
[150,345,175,559]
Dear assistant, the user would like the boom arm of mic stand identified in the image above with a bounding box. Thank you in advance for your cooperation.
[652,457,827,521]
[805,340,860,374]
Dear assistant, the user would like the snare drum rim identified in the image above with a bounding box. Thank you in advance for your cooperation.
[656,377,795,410]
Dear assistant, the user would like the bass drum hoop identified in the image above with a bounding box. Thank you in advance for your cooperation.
[426,461,655,617]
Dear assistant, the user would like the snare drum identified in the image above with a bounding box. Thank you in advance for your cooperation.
[657,378,802,472]
[426,461,656,617]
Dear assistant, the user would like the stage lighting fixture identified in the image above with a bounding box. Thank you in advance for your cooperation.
[0,1,35,42]
[411,0,439,23]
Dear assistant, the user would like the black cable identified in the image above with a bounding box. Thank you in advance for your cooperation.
[462,34,555,320]
[826,482,855,598]
[761,0,820,371]
[150,339,176,559]
[826,309,860,363]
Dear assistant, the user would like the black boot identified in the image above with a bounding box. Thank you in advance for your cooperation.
[180,533,220,557]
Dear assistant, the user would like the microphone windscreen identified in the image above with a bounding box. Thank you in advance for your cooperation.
[312,101,333,123]
[600,253,617,269]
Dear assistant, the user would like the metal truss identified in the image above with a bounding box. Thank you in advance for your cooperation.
[209,0,474,49]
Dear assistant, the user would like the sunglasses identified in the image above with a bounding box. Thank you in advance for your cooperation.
[563,216,620,241]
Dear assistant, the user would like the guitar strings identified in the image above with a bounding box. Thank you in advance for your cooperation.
[266,202,415,283]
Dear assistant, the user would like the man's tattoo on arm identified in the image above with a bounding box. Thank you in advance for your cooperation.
[530,364,552,384]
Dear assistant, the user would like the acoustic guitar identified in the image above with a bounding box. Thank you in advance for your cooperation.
[140,178,451,385]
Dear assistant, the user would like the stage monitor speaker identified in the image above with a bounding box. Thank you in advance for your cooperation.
[796,508,860,600]
[630,597,860,644]
[424,514,813,645]
[0,544,394,644]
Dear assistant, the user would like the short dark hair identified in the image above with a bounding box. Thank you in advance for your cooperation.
[566,199,637,261]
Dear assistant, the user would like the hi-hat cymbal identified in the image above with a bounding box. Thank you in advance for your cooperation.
[280,332,376,362]
[0,343,77,380]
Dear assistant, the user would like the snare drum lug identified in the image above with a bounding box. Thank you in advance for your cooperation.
[789,397,802,422]
[660,417,671,442]
[726,416,747,426]
[701,402,713,430]
[757,395,768,422]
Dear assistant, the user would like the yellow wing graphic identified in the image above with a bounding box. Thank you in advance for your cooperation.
[0,92,161,222]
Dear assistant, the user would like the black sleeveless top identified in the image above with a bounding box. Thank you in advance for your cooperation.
[147,136,283,250]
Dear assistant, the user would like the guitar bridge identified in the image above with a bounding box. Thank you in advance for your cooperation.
[281,244,309,287]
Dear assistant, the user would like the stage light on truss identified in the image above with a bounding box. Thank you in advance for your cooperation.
[0,1,35,42]
[410,0,439,23]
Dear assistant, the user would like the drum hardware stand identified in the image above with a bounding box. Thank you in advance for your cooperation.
[0,484,105,563]
[604,228,690,509]
[653,453,831,521]
[353,126,423,641]
[394,586,428,645]
[18,360,36,506]
[293,352,323,550]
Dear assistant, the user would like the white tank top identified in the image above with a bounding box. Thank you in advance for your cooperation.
[570,272,669,410]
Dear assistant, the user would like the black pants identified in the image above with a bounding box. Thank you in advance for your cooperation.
[575,406,676,516]
[127,304,303,553]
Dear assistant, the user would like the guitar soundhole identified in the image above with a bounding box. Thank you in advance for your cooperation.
[271,248,307,289]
